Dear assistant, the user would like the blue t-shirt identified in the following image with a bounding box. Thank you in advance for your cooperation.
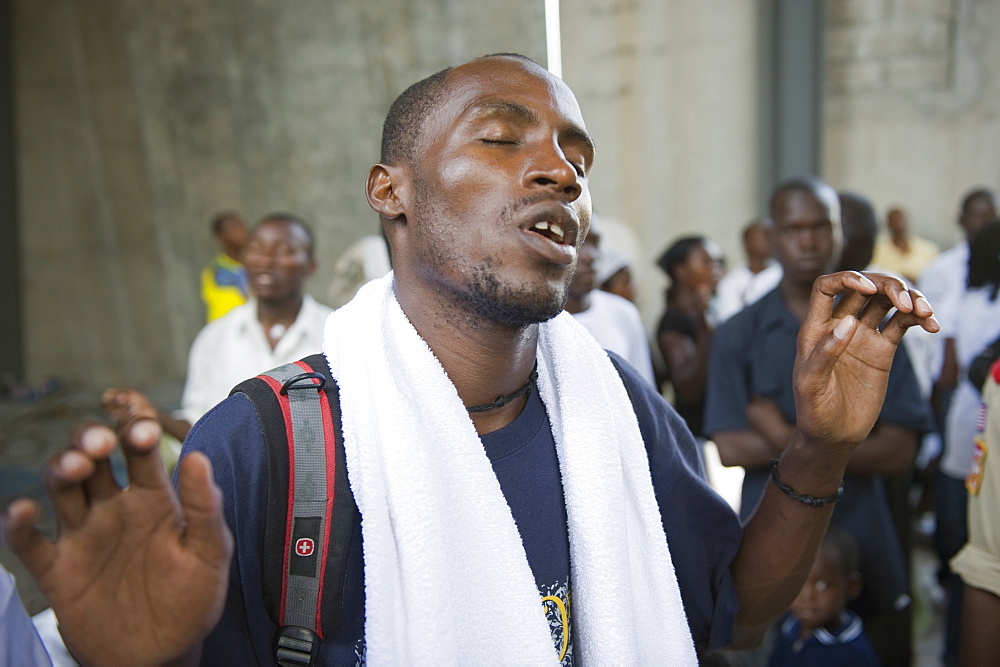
[768,611,879,666]
[182,352,740,664]
[704,287,933,617]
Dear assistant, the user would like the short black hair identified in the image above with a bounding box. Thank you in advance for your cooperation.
[211,211,242,235]
[821,523,860,577]
[656,236,707,282]
[380,67,453,165]
[968,220,1000,299]
[769,176,841,226]
[836,191,878,272]
[961,187,999,214]
[379,53,544,166]
[255,212,315,259]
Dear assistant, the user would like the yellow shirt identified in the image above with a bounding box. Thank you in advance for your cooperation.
[200,253,249,322]
[871,235,940,284]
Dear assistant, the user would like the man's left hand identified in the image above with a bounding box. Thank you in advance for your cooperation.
[793,271,938,450]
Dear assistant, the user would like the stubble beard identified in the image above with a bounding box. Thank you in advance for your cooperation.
[412,188,569,329]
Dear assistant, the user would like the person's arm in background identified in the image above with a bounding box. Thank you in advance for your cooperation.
[658,316,713,409]
[102,388,192,442]
[704,315,780,468]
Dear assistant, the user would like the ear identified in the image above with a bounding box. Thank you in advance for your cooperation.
[366,164,406,220]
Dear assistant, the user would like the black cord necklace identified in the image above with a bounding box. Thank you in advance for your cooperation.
[465,365,539,413]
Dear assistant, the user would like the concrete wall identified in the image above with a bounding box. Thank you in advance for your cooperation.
[823,0,1000,248]
[561,0,762,328]
[14,0,546,386]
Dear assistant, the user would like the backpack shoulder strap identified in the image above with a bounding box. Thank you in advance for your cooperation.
[231,353,357,664]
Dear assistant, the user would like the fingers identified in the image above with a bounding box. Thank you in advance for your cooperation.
[1,499,57,579]
[854,273,910,329]
[816,272,940,338]
[805,272,876,330]
[796,314,860,390]
[71,424,120,502]
[880,308,941,344]
[119,417,169,489]
[176,453,233,563]
[42,445,99,530]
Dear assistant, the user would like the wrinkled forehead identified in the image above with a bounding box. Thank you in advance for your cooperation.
[424,57,589,142]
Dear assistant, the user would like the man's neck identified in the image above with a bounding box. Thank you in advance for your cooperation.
[747,256,769,274]
[396,284,540,436]
[256,294,305,328]
[778,276,814,323]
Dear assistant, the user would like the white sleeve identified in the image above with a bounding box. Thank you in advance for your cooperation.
[178,326,215,426]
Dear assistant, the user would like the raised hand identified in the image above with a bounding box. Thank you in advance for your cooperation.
[793,271,938,448]
[1,419,232,665]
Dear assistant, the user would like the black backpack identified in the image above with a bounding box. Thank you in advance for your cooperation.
[232,354,357,666]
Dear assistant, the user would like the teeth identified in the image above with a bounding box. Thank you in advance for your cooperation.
[531,220,566,243]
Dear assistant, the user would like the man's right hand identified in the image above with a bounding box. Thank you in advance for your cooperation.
[1,419,232,665]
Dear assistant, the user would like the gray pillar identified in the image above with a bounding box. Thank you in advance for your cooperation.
[0,0,22,385]
[758,0,823,208]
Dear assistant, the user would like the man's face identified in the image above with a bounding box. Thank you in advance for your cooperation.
[960,194,997,241]
[772,189,842,287]
[744,223,772,262]
[678,243,723,294]
[886,209,908,236]
[243,219,315,301]
[397,57,595,328]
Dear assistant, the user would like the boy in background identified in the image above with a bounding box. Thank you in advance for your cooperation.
[770,525,879,666]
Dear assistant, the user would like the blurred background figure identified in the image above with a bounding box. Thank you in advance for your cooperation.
[705,178,930,666]
[326,232,392,308]
[654,235,722,436]
[201,211,250,322]
[951,339,1000,665]
[596,243,637,303]
[871,206,939,285]
[769,525,879,666]
[714,218,781,324]
[103,213,332,450]
[921,188,999,386]
[565,218,656,386]
[934,220,1000,665]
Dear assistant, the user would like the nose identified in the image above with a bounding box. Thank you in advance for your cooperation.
[524,140,583,202]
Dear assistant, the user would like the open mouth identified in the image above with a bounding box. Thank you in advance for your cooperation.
[529,220,568,244]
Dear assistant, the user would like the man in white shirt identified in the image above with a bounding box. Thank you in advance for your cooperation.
[564,221,656,386]
[715,218,782,323]
[103,213,333,441]
[920,188,998,368]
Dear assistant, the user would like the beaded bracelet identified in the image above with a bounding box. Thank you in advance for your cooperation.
[769,458,843,508]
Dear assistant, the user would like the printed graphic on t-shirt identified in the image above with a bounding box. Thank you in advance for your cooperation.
[540,580,573,665]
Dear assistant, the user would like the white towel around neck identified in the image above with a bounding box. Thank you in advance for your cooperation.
[322,274,695,665]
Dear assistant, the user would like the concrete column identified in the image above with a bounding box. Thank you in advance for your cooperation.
[561,0,761,328]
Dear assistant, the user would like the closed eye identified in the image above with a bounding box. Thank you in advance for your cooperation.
[482,138,517,145]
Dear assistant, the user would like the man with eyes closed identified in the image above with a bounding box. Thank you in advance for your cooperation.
[3,54,939,665]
